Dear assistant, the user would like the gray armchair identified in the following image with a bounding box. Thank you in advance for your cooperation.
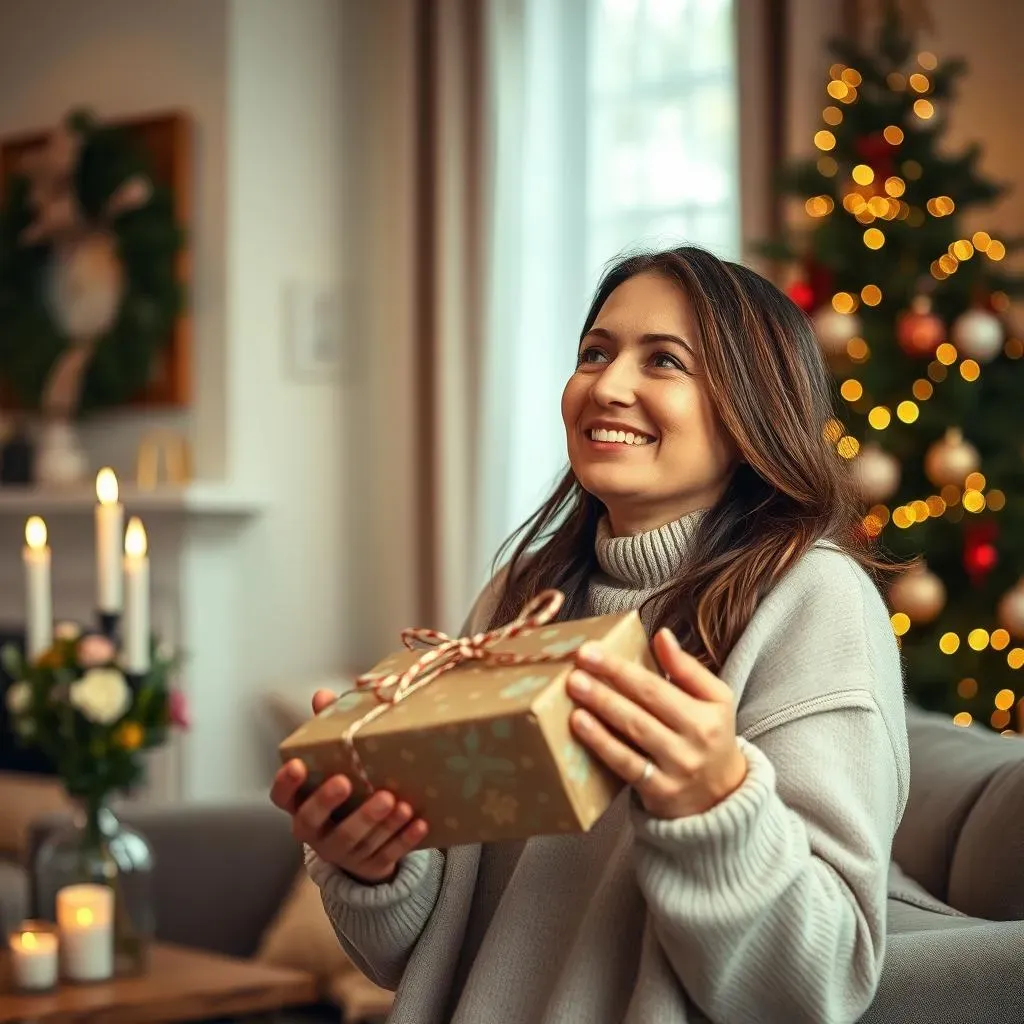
[865,703,1024,1022]
[19,704,1024,1023]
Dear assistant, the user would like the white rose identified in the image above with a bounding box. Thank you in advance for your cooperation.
[70,668,131,725]
[5,680,31,715]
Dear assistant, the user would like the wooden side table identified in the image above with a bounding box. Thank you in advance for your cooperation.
[0,942,318,1023]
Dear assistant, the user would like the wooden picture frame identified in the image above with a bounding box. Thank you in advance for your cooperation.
[0,110,193,408]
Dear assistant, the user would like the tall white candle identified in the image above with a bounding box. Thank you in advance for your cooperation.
[8,922,59,991]
[123,517,150,674]
[24,516,52,661]
[56,883,113,982]
[95,468,124,614]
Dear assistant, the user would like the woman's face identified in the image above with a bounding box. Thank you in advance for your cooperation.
[561,271,738,536]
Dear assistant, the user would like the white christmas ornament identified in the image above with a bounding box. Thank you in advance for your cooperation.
[997,578,1024,638]
[813,306,863,356]
[851,443,901,503]
[889,562,946,624]
[951,308,1003,363]
[923,428,980,487]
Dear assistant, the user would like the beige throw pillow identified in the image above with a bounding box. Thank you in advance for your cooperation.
[255,869,356,980]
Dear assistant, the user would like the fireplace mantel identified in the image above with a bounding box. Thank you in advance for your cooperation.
[0,482,268,519]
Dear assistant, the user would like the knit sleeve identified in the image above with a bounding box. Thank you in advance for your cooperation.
[631,554,908,1024]
[307,847,445,990]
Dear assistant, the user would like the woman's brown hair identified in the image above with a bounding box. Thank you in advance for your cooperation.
[487,246,897,671]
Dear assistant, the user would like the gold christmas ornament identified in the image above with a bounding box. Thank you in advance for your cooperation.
[851,443,901,503]
[812,305,863,357]
[997,579,1024,638]
[889,562,946,625]
[951,308,1003,363]
[924,427,980,487]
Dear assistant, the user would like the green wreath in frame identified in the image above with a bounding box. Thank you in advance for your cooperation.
[0,108,184,417]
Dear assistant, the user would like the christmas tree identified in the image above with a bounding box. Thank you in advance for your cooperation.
[762,2,1024,731]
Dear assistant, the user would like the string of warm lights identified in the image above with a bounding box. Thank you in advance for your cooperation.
[860,478,1005,543]
[837,338,985,438]
[950,681,1024,734]
[808,54,1023,732]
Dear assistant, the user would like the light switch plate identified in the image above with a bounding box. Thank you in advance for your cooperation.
[283,279,345,381]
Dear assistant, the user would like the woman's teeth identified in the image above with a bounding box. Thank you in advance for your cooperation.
[589,428,652,446]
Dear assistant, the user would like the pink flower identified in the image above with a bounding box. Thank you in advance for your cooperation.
[77,634,116,668]
[169,689,190,730]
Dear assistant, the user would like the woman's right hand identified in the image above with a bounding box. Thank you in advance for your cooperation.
[270,688,430,884]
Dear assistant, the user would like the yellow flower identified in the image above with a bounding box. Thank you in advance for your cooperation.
[115,721,144,751]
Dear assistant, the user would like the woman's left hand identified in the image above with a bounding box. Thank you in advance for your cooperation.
[567,628,748,820]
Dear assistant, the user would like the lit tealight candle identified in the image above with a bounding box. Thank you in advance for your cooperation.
[8,921,59,991]
[123,517,150,675]
[95,468,124,616]
[56,883,113,982]
[24,516,53,661]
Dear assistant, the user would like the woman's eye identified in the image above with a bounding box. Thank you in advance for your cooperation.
[577,347,608,365]
[651,351,685,371]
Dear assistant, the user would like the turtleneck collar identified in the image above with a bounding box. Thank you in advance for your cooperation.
[594,509,706,590]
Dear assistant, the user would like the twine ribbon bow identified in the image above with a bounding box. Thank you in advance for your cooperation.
[340,589,568,791]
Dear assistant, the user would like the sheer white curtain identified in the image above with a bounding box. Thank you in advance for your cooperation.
[474,0,741,592]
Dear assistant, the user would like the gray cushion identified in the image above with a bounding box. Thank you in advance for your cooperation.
[893,706,1024,902]
[948,755,1024,922]
[863,899,1024,1023]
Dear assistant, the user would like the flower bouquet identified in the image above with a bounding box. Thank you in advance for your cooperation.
[3,623,187,975]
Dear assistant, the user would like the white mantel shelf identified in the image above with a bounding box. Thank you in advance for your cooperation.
[0,482,269,517]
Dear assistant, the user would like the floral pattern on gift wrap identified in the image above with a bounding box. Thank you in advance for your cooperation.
[439,725,516,799]
[481,788,519,825]
[540,634,588,658]
[499,673,549,700]
[562,740,591,785]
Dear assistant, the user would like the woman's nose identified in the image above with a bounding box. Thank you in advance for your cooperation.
[590,356,639,407]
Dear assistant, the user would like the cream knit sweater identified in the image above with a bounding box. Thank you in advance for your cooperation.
[307,512,910,1023]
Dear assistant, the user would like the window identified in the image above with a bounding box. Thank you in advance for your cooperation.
[587,0,740,283]
[476,0,740,587]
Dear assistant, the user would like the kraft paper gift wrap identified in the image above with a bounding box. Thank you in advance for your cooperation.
[278,592,657,848]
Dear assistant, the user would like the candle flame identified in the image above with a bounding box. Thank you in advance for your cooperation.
[125,517,147,557]
[96,467,119,505]
[25,516,47,549]
[76,906,94,926]
[22,930,38,949]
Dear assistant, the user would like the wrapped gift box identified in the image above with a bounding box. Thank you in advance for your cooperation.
[278,603,656,848]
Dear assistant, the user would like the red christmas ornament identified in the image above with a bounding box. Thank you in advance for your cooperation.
[787,280,815,312]
[964,522,999,585]
[897,296,945,358]
[855,132,895,180]
[804,260,834,310]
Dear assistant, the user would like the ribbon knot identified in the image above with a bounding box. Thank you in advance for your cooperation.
[339,589,567,792]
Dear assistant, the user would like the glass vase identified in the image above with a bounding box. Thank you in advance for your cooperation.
[31,797,155,976]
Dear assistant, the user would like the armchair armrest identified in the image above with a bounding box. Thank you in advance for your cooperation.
[28,800,301,957]
[894,703,1024,919]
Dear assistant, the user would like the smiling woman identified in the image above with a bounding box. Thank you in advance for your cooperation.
[292,244,912,1024]
[490,246,892,671]
[563,272,740,536]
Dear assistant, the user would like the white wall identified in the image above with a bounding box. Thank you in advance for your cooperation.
[0,0,353,802]
[922,2,1024,254]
